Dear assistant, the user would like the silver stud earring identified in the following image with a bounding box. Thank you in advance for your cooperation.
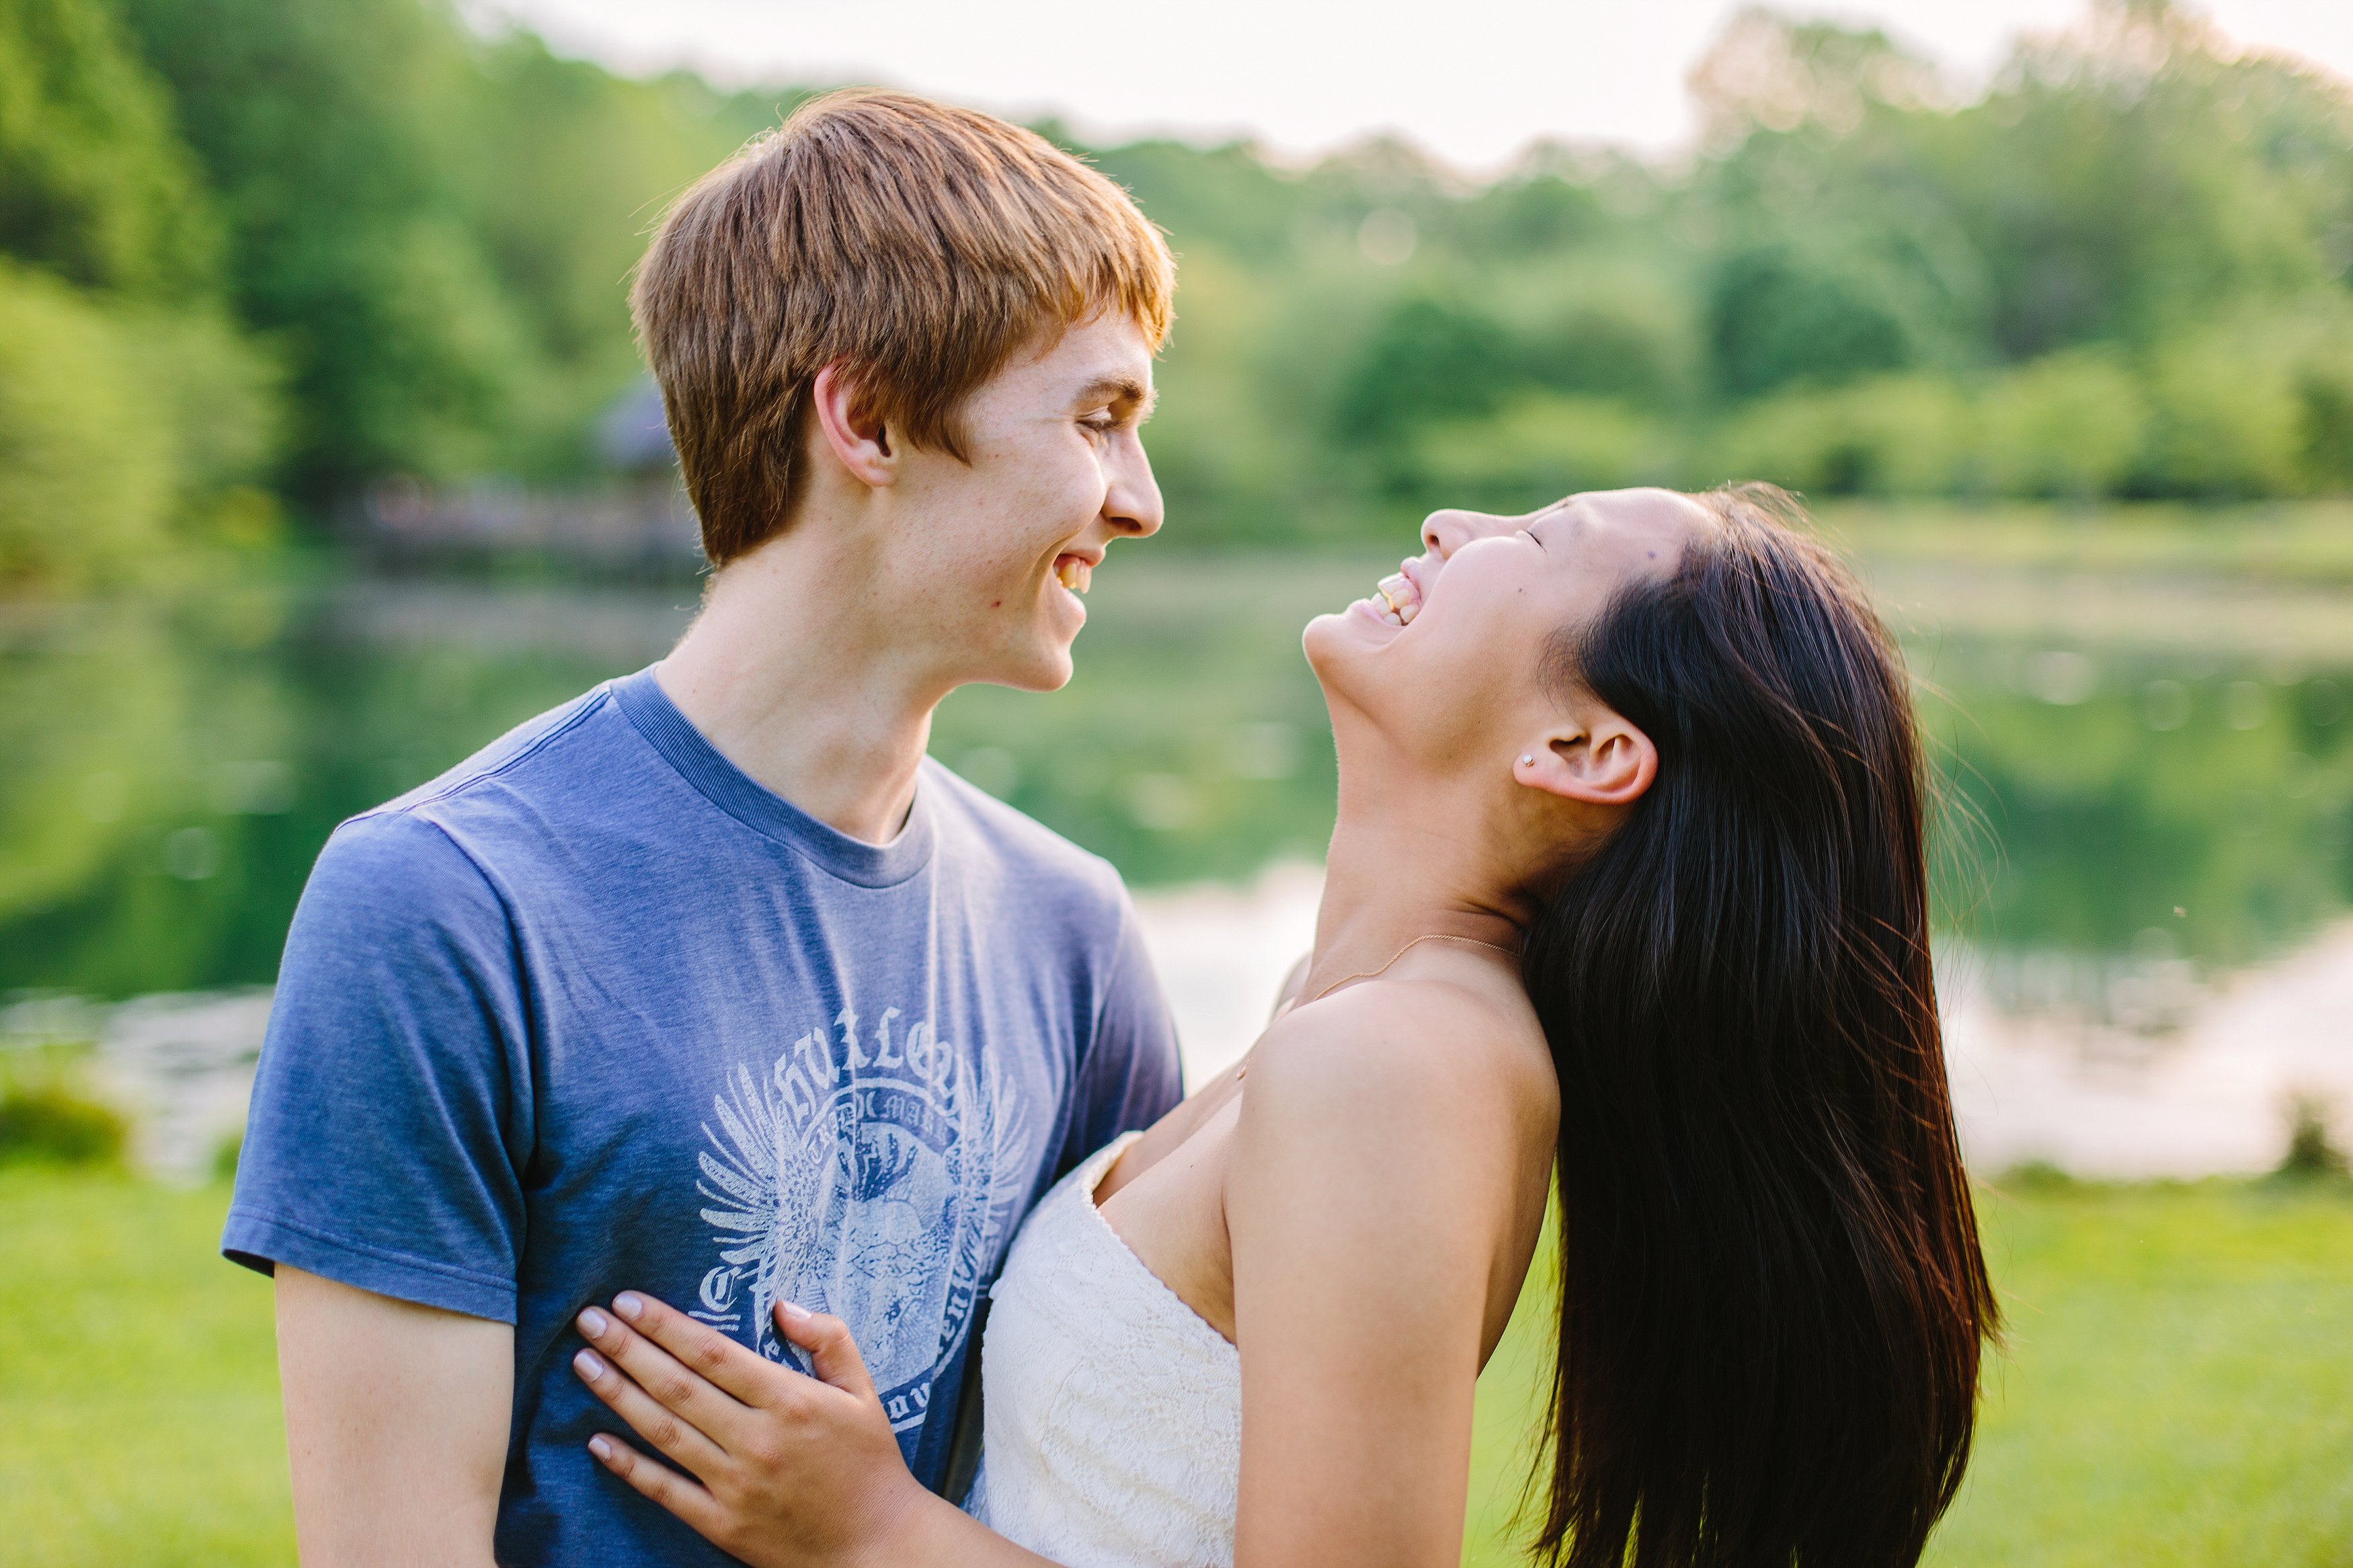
[1520,755,1534,767]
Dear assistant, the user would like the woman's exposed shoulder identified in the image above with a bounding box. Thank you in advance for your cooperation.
[1226,972,1558,1364]
[1240,972,1558,1157]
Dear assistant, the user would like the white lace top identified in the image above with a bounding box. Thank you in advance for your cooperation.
[969,1131,1242,1567]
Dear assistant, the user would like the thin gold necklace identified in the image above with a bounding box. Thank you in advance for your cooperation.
[1236,933,1519,1083]
[1304,932,1520,1003]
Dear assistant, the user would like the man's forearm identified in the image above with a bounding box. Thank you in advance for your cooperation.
[275,1267,512,1567]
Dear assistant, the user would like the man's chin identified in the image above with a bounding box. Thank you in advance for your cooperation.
[982,641,1076,694]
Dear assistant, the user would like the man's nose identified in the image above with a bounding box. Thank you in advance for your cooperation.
[1420,508,1518,559]
[1106,443,1163,539]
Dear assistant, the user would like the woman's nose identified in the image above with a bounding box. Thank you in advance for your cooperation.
[1420,509,1517,559]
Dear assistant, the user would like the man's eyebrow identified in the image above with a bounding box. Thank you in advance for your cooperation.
[1074,374,1156,415]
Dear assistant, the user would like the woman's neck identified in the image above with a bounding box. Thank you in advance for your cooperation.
[1301,753,1526,1004]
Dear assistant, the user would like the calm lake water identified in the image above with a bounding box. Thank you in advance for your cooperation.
[3,550,2348,1006]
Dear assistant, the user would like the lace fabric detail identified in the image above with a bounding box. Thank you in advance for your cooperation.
[970,1131,1242,1567]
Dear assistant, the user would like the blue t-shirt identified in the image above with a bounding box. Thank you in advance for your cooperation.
[225,667,1182,1566]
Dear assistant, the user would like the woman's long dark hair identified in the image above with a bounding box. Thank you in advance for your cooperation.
[1521,485,1995,1568]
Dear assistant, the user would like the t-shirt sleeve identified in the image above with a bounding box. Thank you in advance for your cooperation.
[221,811,532,1323]
[1058,893,1184,1178]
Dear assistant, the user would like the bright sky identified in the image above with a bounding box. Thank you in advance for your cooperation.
[476,0,2353,171]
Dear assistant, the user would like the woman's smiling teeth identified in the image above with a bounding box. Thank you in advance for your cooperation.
[1055,556,1092,593]
[1373,570,1422,626]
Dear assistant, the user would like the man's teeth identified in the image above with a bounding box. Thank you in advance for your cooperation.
[1056,559,1092,593]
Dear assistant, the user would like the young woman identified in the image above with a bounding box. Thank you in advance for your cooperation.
[564,484,1998,1568]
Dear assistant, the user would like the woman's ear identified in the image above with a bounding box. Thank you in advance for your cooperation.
[1513,709,1657,808]
[811,362,895,488]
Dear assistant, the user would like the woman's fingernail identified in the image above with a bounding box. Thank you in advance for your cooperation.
[614,1292,645,1321]
[589,1436,612,1460]
[579,1307,609,1337]
[779,1300,811,1321]
[575,1348,606,1379]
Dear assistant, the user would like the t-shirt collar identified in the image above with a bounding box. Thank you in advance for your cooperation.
[609,665,937,888]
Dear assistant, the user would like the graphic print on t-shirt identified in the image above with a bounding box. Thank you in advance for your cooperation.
[694,1003,1031,1430]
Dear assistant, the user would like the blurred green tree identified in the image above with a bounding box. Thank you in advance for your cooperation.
[112,0,532,493]
[1333,294,1522,454]
[458,39,800,471]
[8,0,2350,546]
[0,0,277,586]
[0,262,173,585]
[0,0,217,294]
[1706,240,1935,397]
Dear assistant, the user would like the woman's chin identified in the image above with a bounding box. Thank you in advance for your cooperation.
[1303,603,1401,689]
[1319,599,1404,642]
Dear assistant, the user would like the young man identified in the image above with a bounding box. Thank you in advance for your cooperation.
[224,91,1182,1566]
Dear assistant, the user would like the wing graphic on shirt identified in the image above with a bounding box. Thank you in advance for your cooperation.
[695,1017,1038,1397]
[952,1046,1033,1304]
[696,1059,822,1354]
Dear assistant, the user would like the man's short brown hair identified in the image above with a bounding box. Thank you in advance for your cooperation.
[631,89,1175,566]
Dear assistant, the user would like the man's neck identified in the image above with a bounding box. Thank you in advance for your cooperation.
[655,528,949,845]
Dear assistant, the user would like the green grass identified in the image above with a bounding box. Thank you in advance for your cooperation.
[1466,1178,2353,1568]
[0,1170,292,1567]
[2,1172,2349,1566]
[1927,1179,2353,1568]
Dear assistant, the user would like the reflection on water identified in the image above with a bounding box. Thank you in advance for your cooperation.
[3,551,2350,1171]
[5,554,2347,999]
[1941,921,2353,1177]
[1917,638,2352,970]
[0,579,699,998]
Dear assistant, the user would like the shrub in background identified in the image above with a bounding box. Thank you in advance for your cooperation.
[0,0,281,589]
[0,262,280,588]
[1133,245,1319,545]
[1497,261,1702,411]
[2136,321,2307,499]
[1704,237,1947,399]
[0,1053,128,1167]
[2272,1095,2352,1185]
[1701,317,2353,505]
[1714,372,1973,496]
[1332,292,1522,458]
[0,0,220,296]
[0,263,173,588]
[1414,393,1679,507]
[2286,306,2353,495]
[1979,347,2149,500]
[2301,368,2353,494]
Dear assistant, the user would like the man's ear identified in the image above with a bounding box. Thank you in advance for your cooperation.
[811,362,895,489]
[1513,708,1657,808]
